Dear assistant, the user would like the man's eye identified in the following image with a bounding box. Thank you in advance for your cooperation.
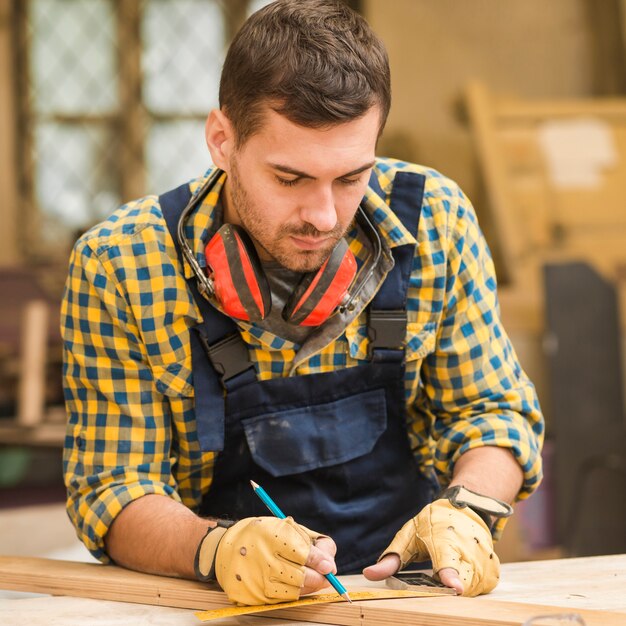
[276,176,299,187]
[338,177,361,186]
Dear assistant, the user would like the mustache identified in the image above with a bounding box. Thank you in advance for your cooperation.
[282,221,350,239]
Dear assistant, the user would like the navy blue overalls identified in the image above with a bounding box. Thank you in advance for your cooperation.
[161,171,435,573]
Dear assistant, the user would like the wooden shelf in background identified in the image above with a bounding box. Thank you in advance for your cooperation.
[0,421,65,447]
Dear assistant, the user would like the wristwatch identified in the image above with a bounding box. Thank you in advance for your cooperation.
[438,485,513,528]
[194,519,236,582]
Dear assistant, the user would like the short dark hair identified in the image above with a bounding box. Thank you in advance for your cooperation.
[219,0,391,146]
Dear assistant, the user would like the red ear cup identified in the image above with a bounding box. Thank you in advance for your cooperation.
[206,225,356,327]
[283,238,357,326]
[204,224,271,322]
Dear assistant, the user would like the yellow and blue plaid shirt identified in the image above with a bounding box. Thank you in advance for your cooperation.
[62,157,544,561]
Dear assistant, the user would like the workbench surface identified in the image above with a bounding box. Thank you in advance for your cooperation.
[0,554,624,625]
[0,504,624,625]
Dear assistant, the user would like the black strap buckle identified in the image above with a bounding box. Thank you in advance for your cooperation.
[368,309,407,356]
[198,332,253,382]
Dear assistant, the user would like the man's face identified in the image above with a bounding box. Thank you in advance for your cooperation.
[221,106,380,272]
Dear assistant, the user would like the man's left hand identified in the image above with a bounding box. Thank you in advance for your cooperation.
[362,499,500,596]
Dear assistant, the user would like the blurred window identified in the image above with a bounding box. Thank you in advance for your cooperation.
[18,0,273,258]
[26,0,120,253]
[142,0,224,192]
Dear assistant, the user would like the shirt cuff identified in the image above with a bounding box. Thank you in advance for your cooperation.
[67,480,182,563]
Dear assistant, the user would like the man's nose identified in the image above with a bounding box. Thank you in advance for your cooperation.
[299,185,338,233]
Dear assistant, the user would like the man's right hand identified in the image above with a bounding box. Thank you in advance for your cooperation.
[195,516,336,605]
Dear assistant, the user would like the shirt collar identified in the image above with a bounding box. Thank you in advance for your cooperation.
[180,167,226,280]
[361,175,418,250]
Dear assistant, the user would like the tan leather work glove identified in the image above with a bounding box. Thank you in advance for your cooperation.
[377,486,513,597]
[194,516,325,606]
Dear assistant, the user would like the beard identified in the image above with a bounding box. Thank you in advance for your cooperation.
[227,158,350,273]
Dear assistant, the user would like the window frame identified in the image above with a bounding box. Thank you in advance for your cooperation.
[7,0,361,265]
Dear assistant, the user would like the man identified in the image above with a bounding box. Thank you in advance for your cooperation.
[62,0,544,607]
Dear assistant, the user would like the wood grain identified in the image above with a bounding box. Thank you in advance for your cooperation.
[1,556,625,626]
[0,556,230,610]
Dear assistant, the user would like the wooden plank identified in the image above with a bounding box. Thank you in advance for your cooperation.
[0,421,65,447]
[0,556,624,626]
[17,300,49,427]
[313,596,625,626]
[465,81,522,284]
[0,556,231,610]
[495,99,626,121]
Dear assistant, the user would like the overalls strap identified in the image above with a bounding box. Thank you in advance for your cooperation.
[367,171,426,360]
[160,183,255,452]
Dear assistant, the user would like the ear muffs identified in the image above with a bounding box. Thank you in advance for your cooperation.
[282,238,357,326]
[205,224,271,323]
[205,225,357,327]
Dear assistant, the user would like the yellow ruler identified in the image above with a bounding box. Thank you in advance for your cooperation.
[195,588,443,621]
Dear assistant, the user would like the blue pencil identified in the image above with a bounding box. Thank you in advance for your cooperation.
[250,480,352,603]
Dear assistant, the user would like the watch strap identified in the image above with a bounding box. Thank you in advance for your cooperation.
[194,519,236,582]
[438,485,513,528]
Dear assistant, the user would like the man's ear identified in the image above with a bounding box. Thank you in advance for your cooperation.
[205,109,234,170]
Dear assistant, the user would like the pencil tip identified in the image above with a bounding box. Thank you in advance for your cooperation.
[343,592,352,603]
[250,480,259,489]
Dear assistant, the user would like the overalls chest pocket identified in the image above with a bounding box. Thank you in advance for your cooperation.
[241,387,387,477]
